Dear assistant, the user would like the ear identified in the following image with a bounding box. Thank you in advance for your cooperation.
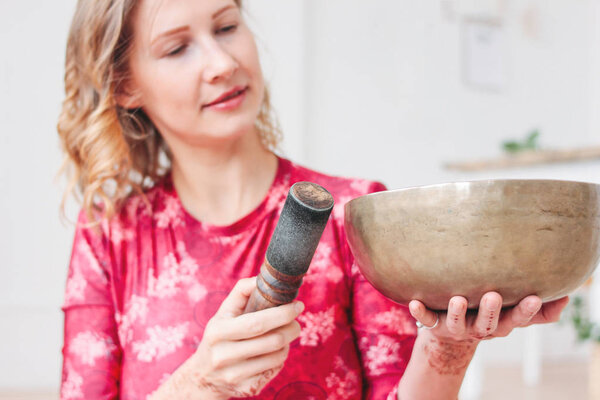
[115,81,143,109]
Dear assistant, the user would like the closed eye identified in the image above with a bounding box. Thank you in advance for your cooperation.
[217,24,237,34]
[165,44,187,57]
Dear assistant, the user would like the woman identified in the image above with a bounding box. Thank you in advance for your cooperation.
[58,0,568,399]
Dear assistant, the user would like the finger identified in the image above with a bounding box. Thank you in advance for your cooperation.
[527,296,569,326]
[210,321,301,369]
[446,296,468,336]
[472,292,502,339]
[409,300,438,328]
[216,345,289,388]
[213,301,304,342]
[510,295,542,326]
[490,296,541,337]
[215,278,257,318]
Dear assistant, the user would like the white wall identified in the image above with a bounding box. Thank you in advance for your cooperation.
[244,0,308,162]
[302,0,599,189]
[1,0,598,391]
[0,0,77,389]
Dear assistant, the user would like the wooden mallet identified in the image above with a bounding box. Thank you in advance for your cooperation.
[244,182,334,313]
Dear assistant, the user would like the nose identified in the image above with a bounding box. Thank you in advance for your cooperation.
[202,40,238,83]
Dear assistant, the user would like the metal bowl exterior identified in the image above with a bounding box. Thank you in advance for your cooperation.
[344,180,600,310]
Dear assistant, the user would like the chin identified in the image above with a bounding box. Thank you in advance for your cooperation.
[213,114,259,138]
[196,124,257,146]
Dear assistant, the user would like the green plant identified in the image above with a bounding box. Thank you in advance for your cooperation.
[567,295,600,343]
[502,129,540,153]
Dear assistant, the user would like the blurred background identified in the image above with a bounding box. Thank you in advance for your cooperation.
[1,0,599,398]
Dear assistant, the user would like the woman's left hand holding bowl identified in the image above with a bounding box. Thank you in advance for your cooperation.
[409,292,569,344]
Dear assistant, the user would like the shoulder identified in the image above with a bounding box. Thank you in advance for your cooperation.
[74,176,176,243]
[282,158,387,221]
[116,176,178,224]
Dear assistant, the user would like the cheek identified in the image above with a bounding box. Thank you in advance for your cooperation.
[143,66,197,107]
[236,34,263,85]
[247,52,265,106]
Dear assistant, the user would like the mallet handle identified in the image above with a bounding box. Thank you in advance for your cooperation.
[244,182,334,313]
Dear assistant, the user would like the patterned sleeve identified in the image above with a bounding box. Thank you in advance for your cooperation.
[342,181,417,399]
[60,210,121,400]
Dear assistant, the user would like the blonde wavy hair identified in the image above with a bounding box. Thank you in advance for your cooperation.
[57,0,282,222]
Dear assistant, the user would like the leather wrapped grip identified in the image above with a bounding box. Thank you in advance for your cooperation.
[244,182,334,313]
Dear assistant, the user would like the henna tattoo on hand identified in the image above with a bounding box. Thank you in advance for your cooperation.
[195,367,279,398]
[423,337,477,376]
[244,368,277,397]
[197,378,249,397]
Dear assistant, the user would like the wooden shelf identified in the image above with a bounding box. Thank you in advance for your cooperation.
[445,146,600,172]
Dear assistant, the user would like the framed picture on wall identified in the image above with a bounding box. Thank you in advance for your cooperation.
[461,18,508,91]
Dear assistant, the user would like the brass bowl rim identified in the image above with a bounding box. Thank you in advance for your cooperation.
[345,178,600,209]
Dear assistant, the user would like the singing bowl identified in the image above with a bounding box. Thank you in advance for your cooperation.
[344,180,600,310]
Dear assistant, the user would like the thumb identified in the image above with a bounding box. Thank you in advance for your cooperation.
[215,277,257,318]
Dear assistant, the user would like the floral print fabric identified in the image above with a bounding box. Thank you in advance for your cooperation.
[61,157,417,399]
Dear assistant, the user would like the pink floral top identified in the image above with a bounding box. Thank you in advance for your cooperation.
[61,157,417,400]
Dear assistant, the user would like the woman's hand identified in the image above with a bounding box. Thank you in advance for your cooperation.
[397,293,569,398]
[398,292,569,399]
[151,277,303,400]
[408,292,569,343]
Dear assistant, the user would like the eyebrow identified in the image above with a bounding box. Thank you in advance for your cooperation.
[150,5,237,45]
[213,4,236,19]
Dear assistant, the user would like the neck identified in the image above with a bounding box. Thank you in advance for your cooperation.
[169,130,278,226]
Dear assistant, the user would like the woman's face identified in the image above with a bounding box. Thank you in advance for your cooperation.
[124,0,264,149]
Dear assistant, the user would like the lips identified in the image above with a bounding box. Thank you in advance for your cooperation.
[204,86,247,108]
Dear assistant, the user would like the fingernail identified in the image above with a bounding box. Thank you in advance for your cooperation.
[450,298,465,312]
[486,296,501,309]
[409,300,421,315]
[526,301,540,313]
[295,302,305,313]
